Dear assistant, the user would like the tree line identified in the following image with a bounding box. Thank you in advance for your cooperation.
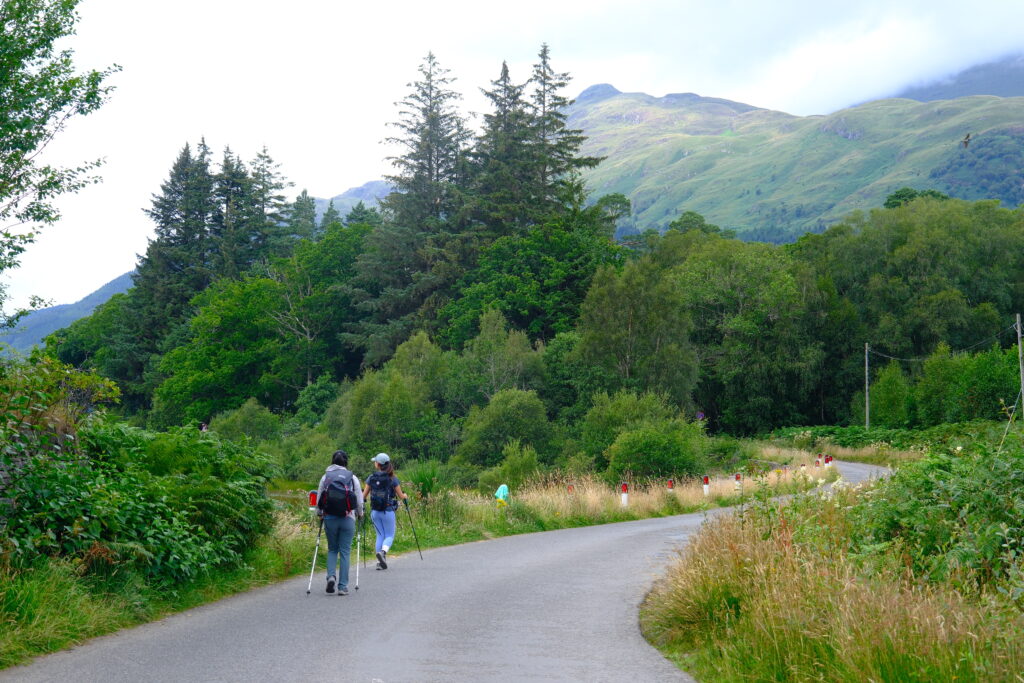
[41,50,1024,468]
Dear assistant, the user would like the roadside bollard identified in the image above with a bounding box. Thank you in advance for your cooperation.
[702,475,710,496]
[667,478,674,491]
[734,472,742,493]
[567,483,575,494]
[620,482,629,507]
[307,490,318,513]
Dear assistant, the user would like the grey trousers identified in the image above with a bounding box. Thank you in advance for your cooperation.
[323,514,356,588]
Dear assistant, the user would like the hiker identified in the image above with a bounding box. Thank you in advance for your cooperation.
[362,453,408,570]
[317,449,364,595]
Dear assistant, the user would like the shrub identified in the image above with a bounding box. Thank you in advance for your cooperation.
[477,440,541,495]
[606,420,706,481]
[289,375,339,428]
[579,390,678,469]
[209,398,280,442]
[456,389,554,467]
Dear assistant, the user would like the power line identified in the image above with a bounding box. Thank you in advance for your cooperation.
[867,323,1018,363]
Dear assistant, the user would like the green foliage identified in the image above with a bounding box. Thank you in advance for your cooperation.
[3,417,274,583]
[209,397,281,442]
[477,440,540,495]
[883,186,949,208]
[340,368,444,459]
[577,257,697,407]
[849,442,1024,588]
[149,277,285,428]
[871,362,912,428]
[456,389,554,467]
[260,425,335,482]
[579,390,678,469]
[0,0,118,325]
[289,375,339,428]
[443,310,544,416]
[605,420,706,481]
[438,220,623,348]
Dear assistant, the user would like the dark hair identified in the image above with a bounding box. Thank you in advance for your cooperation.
[331,450,348,467]
[377,459,395,476]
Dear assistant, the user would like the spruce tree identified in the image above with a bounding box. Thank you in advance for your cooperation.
[344,53,470,365]
[528,44,603,213]
[283,190,318,246]
[249,147,292,258]
[471,61,537,237]
[320,199,341,230]
[382,51,470,230]
[344,200,381,226]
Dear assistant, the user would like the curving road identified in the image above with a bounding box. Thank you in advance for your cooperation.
[2,461,887,683]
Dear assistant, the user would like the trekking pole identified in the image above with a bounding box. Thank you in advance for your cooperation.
[361,511,368,569]
[402,498,423,560]
[355,516,361,591]
[306,517,324,595]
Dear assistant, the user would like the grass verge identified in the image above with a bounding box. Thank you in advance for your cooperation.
[641,480,1024,682]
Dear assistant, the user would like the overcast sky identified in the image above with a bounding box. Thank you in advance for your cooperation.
[4,0,1024,310]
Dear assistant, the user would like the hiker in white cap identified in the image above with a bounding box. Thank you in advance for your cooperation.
[362,453,408,570]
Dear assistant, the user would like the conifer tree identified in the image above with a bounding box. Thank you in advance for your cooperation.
[344,200,381,226]
[320,199,341,229]
[283,190,318,246]
[382,52,470,230]
[249,147,292,257]
[528,44,603,212]
[345,53,470,365]
[471,61,537,237]
[211,146,252,278]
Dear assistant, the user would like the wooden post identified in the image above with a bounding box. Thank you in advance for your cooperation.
[865,342,870,430]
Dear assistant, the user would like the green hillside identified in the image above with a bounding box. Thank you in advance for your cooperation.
[571,86,1024,239]
[0,272,133,353]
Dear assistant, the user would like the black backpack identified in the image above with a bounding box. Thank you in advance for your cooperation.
[318,469,358,516]
[367,472,396,512]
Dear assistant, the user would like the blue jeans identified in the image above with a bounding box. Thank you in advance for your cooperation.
[371,509,396,552]
[323,515,355,589]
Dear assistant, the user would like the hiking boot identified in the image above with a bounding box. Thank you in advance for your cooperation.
[326,575,336,594]
[375,561,383,570]
[338,587,349,596]
[376,551,387,570]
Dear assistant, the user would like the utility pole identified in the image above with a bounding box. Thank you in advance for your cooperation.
[865,342,870,430]
[1016,314,1023,407]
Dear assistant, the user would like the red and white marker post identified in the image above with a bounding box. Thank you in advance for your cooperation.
[620,482,629,507]
[734,472,742,493]
[307,489,318,513]
[667,478,674,491]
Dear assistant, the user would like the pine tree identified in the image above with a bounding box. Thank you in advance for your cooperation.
[249,146,292,258]
[282,190,318,247]
[471,61,538,237]
[344,200,381,226]
[528,44,603,212]
[344,53,470,365]
[320,199,341,230]
[383,52,470,230]
[211,146,252,278]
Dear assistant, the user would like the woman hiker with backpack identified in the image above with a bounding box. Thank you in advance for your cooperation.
[362,453,408,570]
[316,449,364,595]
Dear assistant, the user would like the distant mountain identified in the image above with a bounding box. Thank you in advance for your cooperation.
[570,85,1024,240]
[0,272,133,353]
[313,180,391,222]
[892,54,1024,101]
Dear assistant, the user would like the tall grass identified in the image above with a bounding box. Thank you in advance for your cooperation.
[0,510,309,669]
[641,487,1024,682]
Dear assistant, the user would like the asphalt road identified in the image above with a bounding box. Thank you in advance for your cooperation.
[2,461,887,683]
